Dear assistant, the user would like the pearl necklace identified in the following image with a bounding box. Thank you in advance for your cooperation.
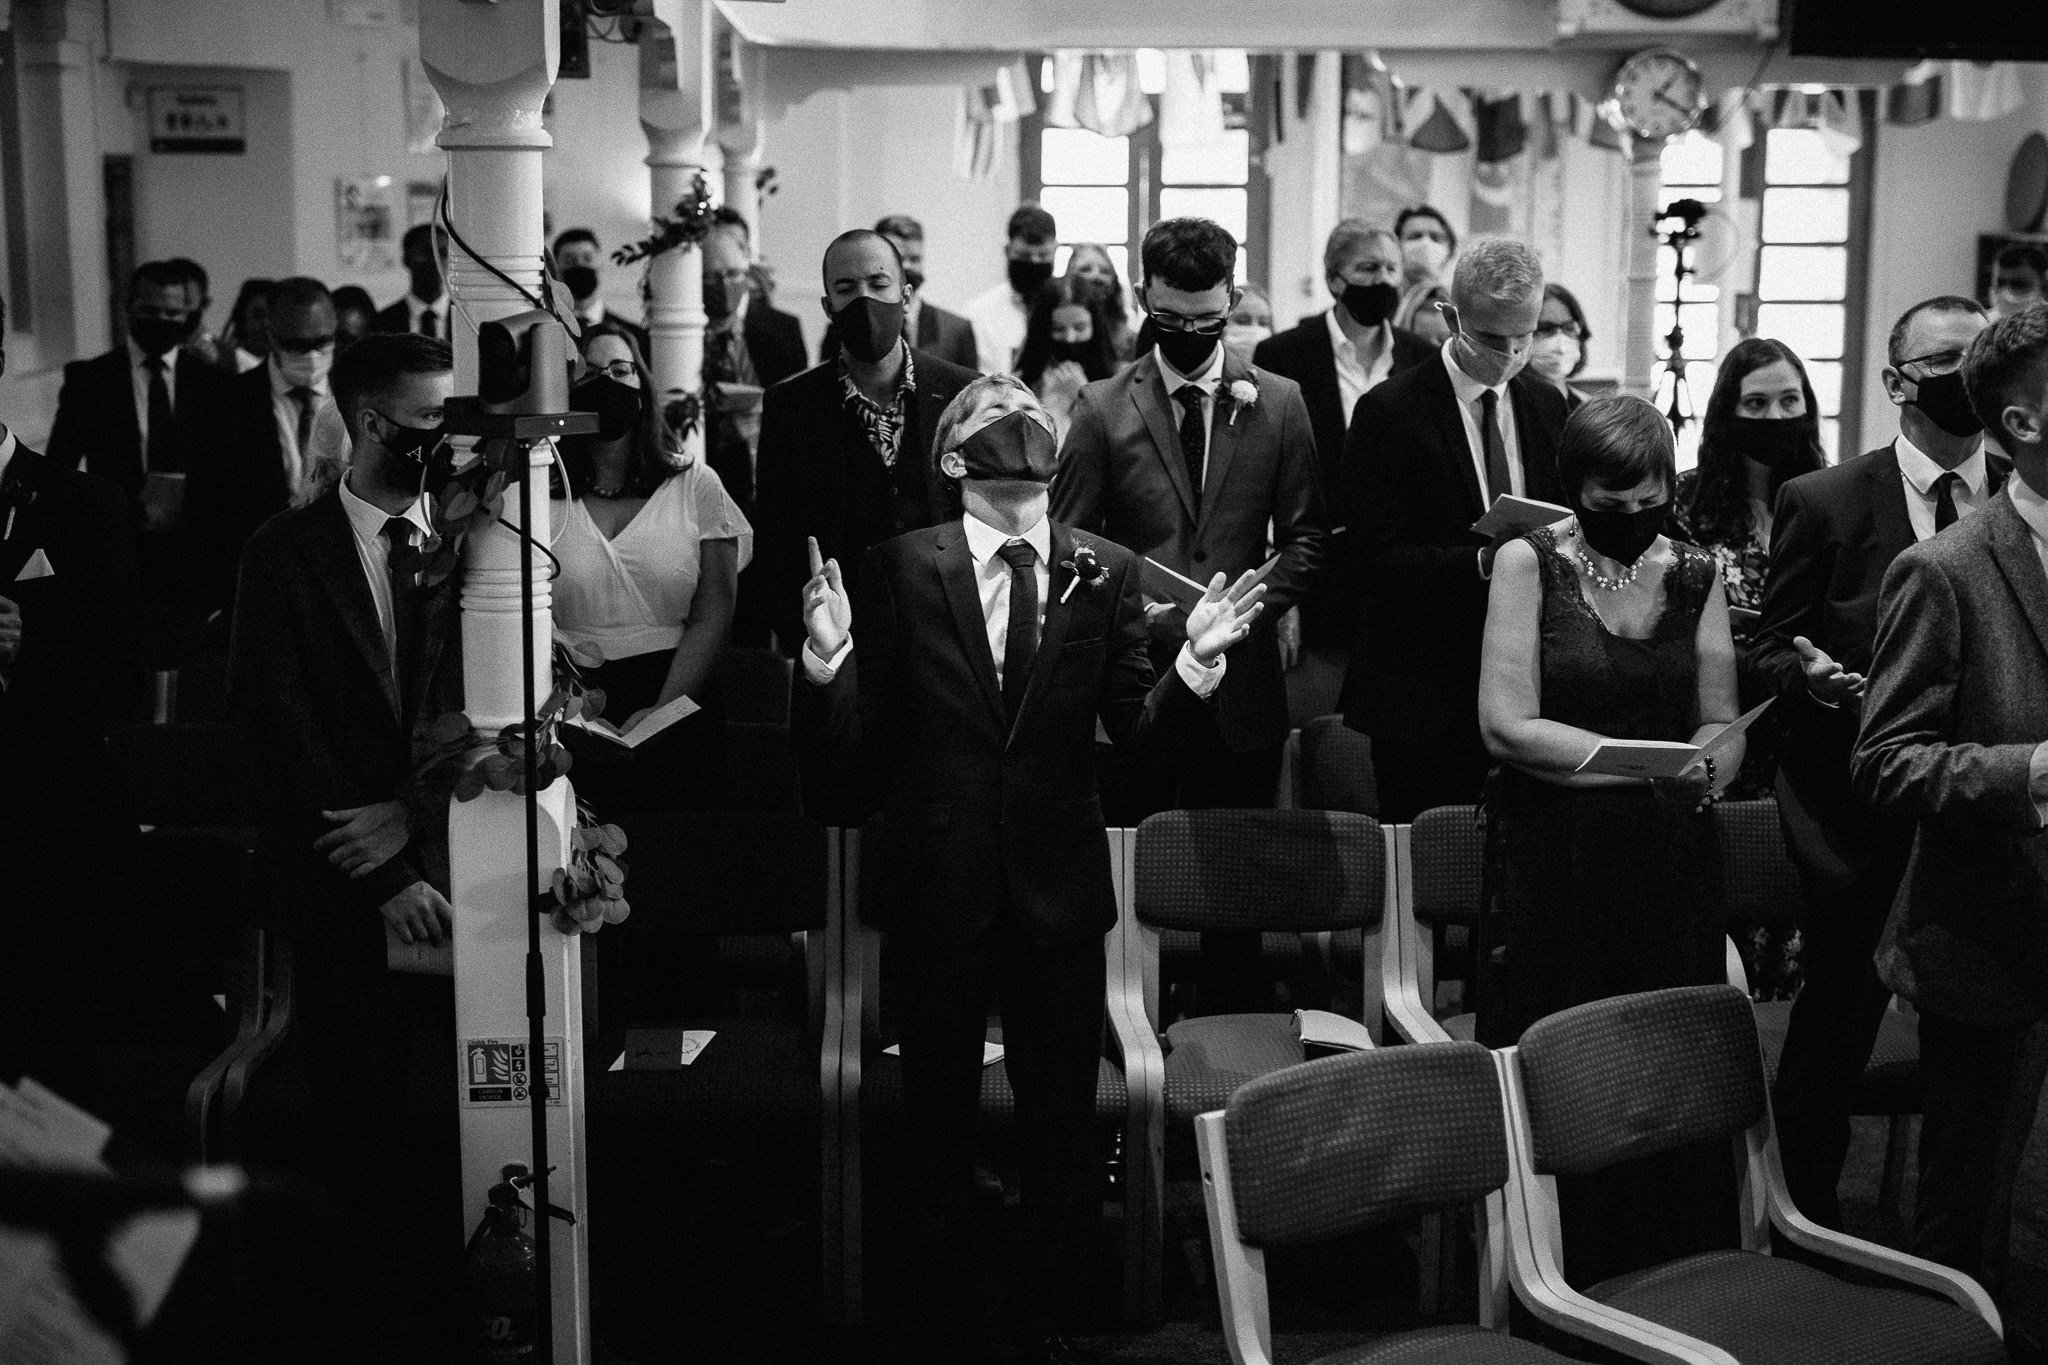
[1571,519,1643,592]
[586,483,630,499]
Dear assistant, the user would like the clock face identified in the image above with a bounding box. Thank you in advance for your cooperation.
[1613,47,1705,141]
[1615,0,1724,14]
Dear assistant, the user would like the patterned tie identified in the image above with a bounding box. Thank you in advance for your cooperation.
[997,540,1039,719]
[1479,389,1512,503]
[1173,386,1206,515]
[1932,471,1959,533]
[143,355,173,473]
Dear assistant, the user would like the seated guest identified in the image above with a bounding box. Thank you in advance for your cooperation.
[228,332,463,1363]
[553,329,749,815]
[1528,283,1593,411]
[374,223,449,338]
[331,285,377,348]
[1395,203,1457,292]
[1013,276,1115,442]
[748,228,980,656]
[554,227,649,358]
[819,214,981,371]
[1065,241,1137,363]
[221,277,274,373]
[962,202,1059,374]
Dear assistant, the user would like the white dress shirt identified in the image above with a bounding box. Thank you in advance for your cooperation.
[0,425,16,487]
[1895,433,1989,542]
[338,472,436,667]
[403,293,447,337]
[126,337,181,458]
[1440,340,1523,503]
[1326,308,1394,424]
[268,357,343,499]
[962,282,1029,376]
[1157,341,1227,487]
[803,511,1225,696]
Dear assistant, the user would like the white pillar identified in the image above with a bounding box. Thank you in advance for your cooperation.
[639,1,713,446]
[714,20,766,256]
[418,3,590,1360]
[1619,138,1667,402]
[15,0,110,364]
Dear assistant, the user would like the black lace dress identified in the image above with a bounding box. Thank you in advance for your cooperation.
[1477,525,1727,1047]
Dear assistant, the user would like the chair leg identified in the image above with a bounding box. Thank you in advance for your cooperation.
[1879,1113,1915,1223]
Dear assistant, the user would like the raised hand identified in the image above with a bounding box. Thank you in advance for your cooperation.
[1793,635,1865,704]
[803,535,851,658]
[1186,569,1267,666]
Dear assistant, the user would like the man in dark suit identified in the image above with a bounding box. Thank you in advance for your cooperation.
[372,223,450,338]
[1255,218,1433,721]
[1755,294,2000,1228]
[229,331,463,1361]
[1339,237,1568,821]
[796,375,1260,1362]
[1854,303,2048,1294]
[554,227,651,359]
[700,209,809,389]
[750,229,980,654]
[818,214,980,370]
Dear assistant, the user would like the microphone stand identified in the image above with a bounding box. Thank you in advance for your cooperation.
[1653,198,1709,436]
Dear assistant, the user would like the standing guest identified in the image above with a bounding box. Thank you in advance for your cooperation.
[1256,218,1435,722]
[1053,216,1325,1012]
[819,214,981,370]
[749,229,980,656]
[962,203,1059,375]
[1527,283,1593,411]
[221,278,274,373]
[1014,276,1116,443]
[796,374,1261,1362]
[1221,285,1273,368]
[1395,281,1454,349]
[332,286,378,348]
[554,227,649,358]
[166,257,229,371]
[228,332,464,1364]
[1756,296,2000,1229]
[553,329,748,815]
[1853,302,2048,1292]
[1340,237,1569,821]
[373,223,450,338]
[1988,241,2045,321]
[700,220,808,392]
[1065,242,1138,364]
[1395,205,1457,291]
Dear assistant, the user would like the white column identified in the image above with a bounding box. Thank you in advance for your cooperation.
[639,1,713,447]
[1619,138,1667,402]
[418,3,590,1361]
[714,21,766,256]
[15,0,110,364]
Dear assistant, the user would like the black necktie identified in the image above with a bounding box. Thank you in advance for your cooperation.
[384,517,420,700]
[997,540,1038,719]
[291,387,318,470]
[1173,386,1206,515]
[143,356,173,473]
[419,307,439,339]
[1932,471,1959,533]
[1479,388,1512,503]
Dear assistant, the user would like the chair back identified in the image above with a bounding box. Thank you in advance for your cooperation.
[1133,809,1384,934]
[105,723,264,833]
[1224,1043,1507,1247]
[1711,799,1801,931]
[1297,716,1377,816]
[1515,985,1765,1178]
[615,810,830,936]
[1411,805,1483,927]
[721,647,793,726]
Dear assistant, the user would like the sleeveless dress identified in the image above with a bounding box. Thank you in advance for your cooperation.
[1477,524,1727,1047]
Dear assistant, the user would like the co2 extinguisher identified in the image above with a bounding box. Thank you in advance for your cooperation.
[463,1164,538,1362]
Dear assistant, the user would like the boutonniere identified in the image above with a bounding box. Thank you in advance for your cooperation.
[1225,379,1259,427]
[1058,542,1106,604]
[1,479,34,542]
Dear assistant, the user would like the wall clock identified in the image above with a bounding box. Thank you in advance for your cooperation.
[1612,46,1706,141]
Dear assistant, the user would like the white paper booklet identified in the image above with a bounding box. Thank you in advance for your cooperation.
[1470,495,1572,539]
[564,692,700,752]
[1574,698,1775,780]
[1294,1009,1376,1057]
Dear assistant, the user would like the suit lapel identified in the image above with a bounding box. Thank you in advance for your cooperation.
[1196,353,1253,540]
[1986,492,2048,667]
[297,491,403,722]
[0,447,50,584]
[1128,356,1198,525]
[934,524,1007,730]
[1426,360,1485,514]
[1867,444,1917,562]
[1010,523,1079,746]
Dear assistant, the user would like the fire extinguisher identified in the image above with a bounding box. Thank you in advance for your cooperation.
[464,1164,538,1362]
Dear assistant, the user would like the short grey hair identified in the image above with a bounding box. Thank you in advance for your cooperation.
[1323,218,1399,277]
[1450,237,1544,312]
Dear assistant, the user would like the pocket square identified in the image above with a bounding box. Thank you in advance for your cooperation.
[13,547,53,581]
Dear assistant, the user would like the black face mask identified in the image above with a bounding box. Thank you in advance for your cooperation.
[1154,325,1220,377]
[571,375,643,441]
[129,314,191,357]
[1727,415,1810,469]
[955,410,1058,483]
[1340,281,1400,329]
[1050,340,1093,367]
[703,275,734,322]
[375,411,445,465]
[1908,369,1985,439]
[1007,256,1054,299]
[559,265,599,302]
[834,295,905,365]
[1576,500,1669,567]
[903,266,927,292]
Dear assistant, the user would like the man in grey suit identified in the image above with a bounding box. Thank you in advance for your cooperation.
[1854,302,2048,1293]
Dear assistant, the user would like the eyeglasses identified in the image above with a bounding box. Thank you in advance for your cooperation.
[272,334,336,355]
[1535,320,1584,340]
[588,360,636,382]
[1147,311,1228,337]
[1897,348,1965,376]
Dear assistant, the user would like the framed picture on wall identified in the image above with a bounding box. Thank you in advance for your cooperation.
[335,175,397,270]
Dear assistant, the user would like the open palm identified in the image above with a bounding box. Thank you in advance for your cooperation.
[1186,569,1267,665]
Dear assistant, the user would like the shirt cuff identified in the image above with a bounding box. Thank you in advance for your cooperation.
[2030,741,2048,827]
[801,637,851,684]
[1176,642,1226,699]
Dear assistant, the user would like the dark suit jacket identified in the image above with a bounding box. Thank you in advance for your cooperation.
[745,303,809,389]
[751,349,981,653]
[1337,356,1568,746]
[1051,351,1327,755]
[372,298,439,335]
[46,346,223,500]
[1755,443,2008,890]
[228,489,463,938]
[187,364,297,620]
[795,521,1210,943]
[0,445,140,730]
[1853,489,2048,1026]
[818,300,979,372]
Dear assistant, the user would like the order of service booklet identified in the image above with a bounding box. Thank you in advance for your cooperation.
[562,692,701,752]
[1574,698,1775,780]
[1141,551,1282,612]
[1294,1009,1376,1059]
[1470,494,1572,540]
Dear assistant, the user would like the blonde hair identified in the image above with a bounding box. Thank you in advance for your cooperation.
[931,373,1056,461]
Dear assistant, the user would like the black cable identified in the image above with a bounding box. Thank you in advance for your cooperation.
[436,184,546,313]
[495,512,566,582]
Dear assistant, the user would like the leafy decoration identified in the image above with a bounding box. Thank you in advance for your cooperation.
[612,172,717,267]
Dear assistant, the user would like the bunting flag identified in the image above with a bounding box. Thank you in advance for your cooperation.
[1474,93,1528,164]
[1886,62,1943,127]
[1046,52,1153,138]
[1161,51,1227,147]
[955,84,1002,181]
[1405,88,1475,154]
[1946,61,2024,122]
